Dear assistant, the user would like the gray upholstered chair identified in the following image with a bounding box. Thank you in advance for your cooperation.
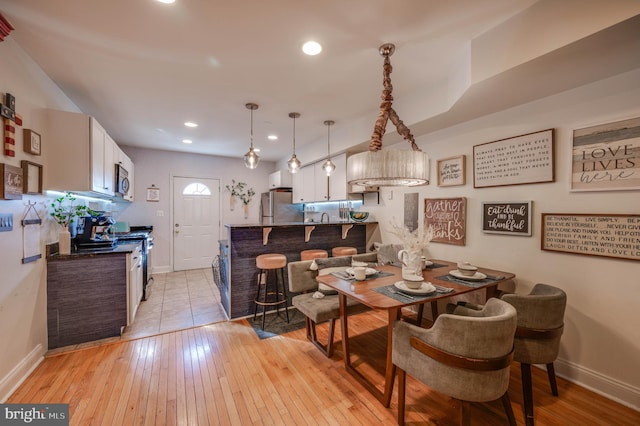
[393,298,518,426]
[500,283,567,426]
[287,253,376,357]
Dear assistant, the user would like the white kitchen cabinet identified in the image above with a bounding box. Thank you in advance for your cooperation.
[268,170,292,189]
[127,244,143,325]
[314,162,329,201]
[328,153,347,201]
[292,166,316,203]
[45,109,131,199]
[116,149,135,201]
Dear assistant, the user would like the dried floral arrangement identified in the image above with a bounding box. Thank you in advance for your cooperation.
[388,219,434,251]
[225,180,255,205]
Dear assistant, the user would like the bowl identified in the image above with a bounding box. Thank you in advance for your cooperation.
[457,262,478,276]
[403,274,424,289]
[349,211,369,222]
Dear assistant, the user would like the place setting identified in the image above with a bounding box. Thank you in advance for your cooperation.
[332,261,395,281]
[437,262,505,287]
[374,272,454,302]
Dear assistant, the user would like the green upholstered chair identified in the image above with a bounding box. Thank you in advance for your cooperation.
[393,298,518,426]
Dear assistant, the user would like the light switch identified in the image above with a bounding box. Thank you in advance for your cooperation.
[156,210,164,217]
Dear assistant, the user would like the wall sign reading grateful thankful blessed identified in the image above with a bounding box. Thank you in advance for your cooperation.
[424,197,466,246]
[571,116,640,191]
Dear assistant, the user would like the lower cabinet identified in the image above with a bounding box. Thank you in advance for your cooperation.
[128,245,143,325]
[47,254,127,349]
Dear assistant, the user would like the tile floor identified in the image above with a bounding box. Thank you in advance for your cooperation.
[47,268,227,355]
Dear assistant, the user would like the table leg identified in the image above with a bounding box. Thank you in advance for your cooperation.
[382,307,401,407]
[339,294,350,369]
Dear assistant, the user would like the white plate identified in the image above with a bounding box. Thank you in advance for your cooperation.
[394,281,436,295]
[449,270,487,281]
[423,260,433,267]
[345,267,377,277]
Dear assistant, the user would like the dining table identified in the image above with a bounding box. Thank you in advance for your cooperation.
[315,259,516,407]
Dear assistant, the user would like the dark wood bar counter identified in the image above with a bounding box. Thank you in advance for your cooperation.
[218,222,379,319]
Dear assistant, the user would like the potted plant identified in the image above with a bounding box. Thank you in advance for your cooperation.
[239,186,256,219]
[226,180,255,218]
[50,192,97,254]
[225,179,246,211]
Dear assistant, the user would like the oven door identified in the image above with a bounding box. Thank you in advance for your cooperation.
[115,164,130,196]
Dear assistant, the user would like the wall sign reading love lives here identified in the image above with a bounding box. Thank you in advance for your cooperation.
[481,201,532,236]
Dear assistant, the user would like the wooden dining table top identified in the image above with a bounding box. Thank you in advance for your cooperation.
[315,259,516,309]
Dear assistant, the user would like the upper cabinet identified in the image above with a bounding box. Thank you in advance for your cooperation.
[268,170,292,189]
[292,153,348,203]
[45,109,134,200]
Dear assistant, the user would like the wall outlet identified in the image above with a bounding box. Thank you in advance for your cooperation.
[156,210,164,217]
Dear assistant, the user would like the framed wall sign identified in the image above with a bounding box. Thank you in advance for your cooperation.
[571,116,640,191]
[481,201,532,236]
[21,160,43,194]
[437,155,466,187]
[424,197,466,246]
[473,129,554,188]
[146,186,160,202]
[23,129,41,156]
[0,163,23,200]
[542,213,640,261]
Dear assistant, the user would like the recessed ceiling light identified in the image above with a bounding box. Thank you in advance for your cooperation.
[182,139,192,144]
[268,135,278,140]
[254,148,261,152]
[184,122,198,128]
[302,41,322,56]
[156,0,176,4]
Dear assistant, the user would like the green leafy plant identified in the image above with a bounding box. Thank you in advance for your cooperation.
[226,180,255,205]
[49,192,98,229]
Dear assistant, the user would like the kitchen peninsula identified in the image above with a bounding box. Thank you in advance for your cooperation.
[218,221,379,319]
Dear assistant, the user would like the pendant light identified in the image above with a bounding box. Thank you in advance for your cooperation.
[243,102,260,169]
[321,120,336,176]
[287,112,302,173]
[347,43,429,186]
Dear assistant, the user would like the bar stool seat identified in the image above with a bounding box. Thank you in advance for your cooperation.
[332,246,357,257]
[254,253,289,330]
[300,249,329,261]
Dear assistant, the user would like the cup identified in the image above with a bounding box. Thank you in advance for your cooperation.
[353,266,367,281]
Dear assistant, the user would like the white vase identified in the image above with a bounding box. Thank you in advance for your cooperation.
[397,249,422,278]
[243,204,249,219]
[230,195,235,211]
[59,229,71,255]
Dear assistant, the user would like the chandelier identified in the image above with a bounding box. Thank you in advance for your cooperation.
[347,44,429,186]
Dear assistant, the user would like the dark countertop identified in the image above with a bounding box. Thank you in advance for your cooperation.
[225,221,378,228]
[46,241,142,261]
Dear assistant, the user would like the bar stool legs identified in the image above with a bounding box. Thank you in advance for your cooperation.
[254,253,289,330]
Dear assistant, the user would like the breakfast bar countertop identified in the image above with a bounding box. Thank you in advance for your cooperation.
[225,221,378,228]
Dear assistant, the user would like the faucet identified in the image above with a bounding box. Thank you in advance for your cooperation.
[320,212,329,223]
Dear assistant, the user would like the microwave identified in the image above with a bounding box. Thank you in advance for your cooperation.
[115,163,130,196]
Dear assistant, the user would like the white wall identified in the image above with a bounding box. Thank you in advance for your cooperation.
[368,68,640,409]
[114,147,276,272]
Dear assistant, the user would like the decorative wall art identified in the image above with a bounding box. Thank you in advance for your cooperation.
[0,162,22,199]
[2,92,23,157]
[542,213,640,261]
[146,185,160,202]
[22,201,42,264]
[424,197,466,246]
[23,129,41,155]
[21,160,43,194]
[481,201,532,236]
[473,129,554,188]
[437,155,466,187]
[571,116,640,191]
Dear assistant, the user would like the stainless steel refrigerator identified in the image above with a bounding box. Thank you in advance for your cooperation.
[260,190,303,224]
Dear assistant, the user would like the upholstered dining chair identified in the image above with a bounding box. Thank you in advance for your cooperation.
[393,298,518,426]
[500,283,567,426]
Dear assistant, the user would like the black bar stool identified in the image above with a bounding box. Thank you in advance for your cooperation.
[253,253,290,330]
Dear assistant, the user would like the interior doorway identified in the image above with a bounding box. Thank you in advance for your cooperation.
[172,176,221,271]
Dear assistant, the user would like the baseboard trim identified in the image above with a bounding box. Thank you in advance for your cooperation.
[151,265,171,274]
[0,344,44,403]
[554,357,640,411]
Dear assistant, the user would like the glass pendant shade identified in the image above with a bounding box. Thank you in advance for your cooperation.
[244,147,259,169]
[287,112,302,174]
[346,43,429,187]
[321,159,336,176]
[244,102,260,169]
[322,119,335,176]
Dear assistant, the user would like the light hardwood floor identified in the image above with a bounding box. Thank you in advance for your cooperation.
[8,308,639,425]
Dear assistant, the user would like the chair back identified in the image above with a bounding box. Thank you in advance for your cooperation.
[501,283,567,364]
[393,298,517,402]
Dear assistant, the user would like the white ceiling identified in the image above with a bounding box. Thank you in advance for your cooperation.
[2,0,640,165]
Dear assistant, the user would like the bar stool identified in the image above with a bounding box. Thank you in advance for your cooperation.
[332,246,357,257]
[300,249,328,261]
[254,253,290,330]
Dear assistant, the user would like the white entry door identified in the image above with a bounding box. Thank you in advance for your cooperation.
[173,176,220,271]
